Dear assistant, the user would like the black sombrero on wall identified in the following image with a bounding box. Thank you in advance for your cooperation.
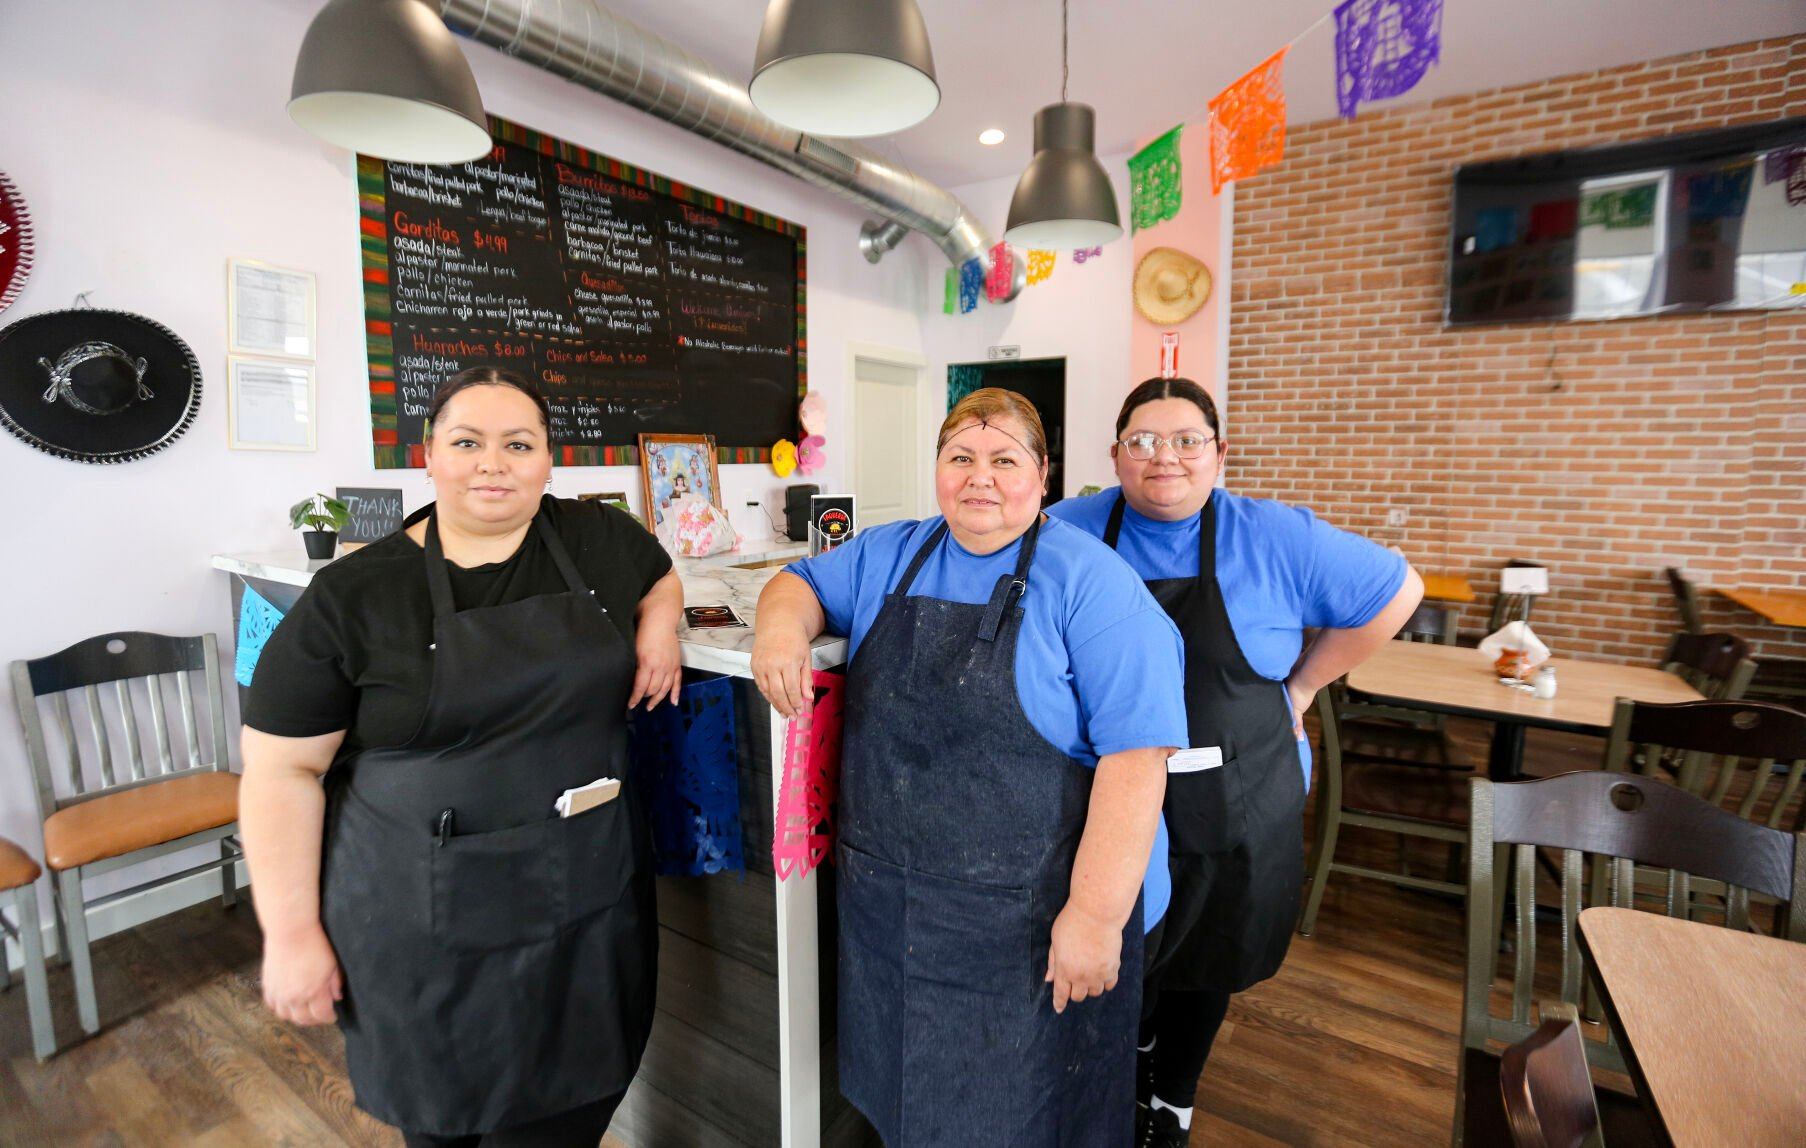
[0,307,202,464]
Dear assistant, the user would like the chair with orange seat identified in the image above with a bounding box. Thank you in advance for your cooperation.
[0,835,54,1059]
[10,631,241,1045]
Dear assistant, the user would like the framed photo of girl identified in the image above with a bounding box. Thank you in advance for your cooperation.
[638,432,722,533]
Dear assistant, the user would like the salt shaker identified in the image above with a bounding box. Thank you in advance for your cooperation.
[1532,665,1557,699]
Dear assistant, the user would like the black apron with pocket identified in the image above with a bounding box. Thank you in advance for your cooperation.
[319,507,657,1137]
[1105,492,1304,993]
[836,518,1141,1148]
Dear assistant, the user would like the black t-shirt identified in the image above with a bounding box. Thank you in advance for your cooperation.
[244,496,672,756]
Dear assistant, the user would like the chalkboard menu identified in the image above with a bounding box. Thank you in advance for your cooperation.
[358,116,806,469]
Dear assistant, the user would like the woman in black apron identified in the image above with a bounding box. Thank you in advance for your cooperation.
[240,368,684,1146]
[1048,377,1423,1147]
[752,388,1188,1147]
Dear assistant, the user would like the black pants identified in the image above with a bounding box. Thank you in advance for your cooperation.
[401,1092,625,1148]
[1140,979,1233,1108]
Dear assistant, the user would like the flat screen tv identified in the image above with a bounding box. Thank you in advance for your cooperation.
[1448,118,1806,325]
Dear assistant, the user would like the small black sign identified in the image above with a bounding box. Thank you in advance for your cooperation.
[336,487,404,545]
[810,495,856,556]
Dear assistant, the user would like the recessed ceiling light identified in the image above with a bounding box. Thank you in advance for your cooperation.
[978,128,1006,146]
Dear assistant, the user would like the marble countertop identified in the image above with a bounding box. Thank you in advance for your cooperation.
[211,546,845,677]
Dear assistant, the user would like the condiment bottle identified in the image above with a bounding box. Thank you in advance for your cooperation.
[1533,665,1557,699]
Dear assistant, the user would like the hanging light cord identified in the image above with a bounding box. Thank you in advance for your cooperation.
[1060,0,1069,103]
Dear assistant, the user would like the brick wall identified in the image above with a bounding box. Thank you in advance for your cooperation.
[1229,36,1806,664]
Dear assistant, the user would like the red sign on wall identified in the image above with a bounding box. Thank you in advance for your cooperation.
[0,173,32,317]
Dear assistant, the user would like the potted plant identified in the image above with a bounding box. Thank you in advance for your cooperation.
[290,493,350,559]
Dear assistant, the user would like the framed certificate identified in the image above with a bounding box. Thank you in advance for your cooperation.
[227,356,315,451]
[228,258,316,359]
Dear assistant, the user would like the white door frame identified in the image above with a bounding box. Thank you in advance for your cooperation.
[845,341,931,521]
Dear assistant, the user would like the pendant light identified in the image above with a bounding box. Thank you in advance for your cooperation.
[1004,0,1122,249]
[289,0,491,165]
[750,0,940,138]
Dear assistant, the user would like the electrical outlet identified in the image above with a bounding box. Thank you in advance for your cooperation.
[1386,508,1409,527]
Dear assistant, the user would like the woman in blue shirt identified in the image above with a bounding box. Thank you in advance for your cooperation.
[752,388,1187,1148]
[1049,377,1422,1147]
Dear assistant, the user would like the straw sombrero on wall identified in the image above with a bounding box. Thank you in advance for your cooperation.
[1133,247,1213,325]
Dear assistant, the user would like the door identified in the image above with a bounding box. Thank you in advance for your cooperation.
[949,358,1066,506]
[854,356,921,527]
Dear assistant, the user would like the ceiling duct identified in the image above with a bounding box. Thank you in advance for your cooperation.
[437,0,1021,300]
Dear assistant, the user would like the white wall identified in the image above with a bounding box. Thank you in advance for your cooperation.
[0,0,927,918]
[917,156,1139,495]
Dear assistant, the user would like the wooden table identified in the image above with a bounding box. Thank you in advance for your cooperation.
[1714,586,1806,628]
[1420,572,1476,603]
[1578,907,1806,1147]
[1344,642,1702,779]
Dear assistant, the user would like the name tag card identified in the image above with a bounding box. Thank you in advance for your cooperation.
[555,777,621,817]
[1167,747,1224,773]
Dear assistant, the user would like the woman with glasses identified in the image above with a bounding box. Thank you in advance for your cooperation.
[1049,377,1422,1147]
[752,387,1186,1147]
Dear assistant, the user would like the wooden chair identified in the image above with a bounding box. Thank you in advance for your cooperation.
[1298,689,1470,936]
[1603,698,1806,832]
[1658,632,1755,701]
[10,632,241,1045]
[1662,567,1803,708]
[1746,655,1806,710]
[1499,1008,1602,1148]
[0,837,54,1060]
[1599,697,1805,941]
[1399,601,1461,646]
[1455,771,1804,1146]
[1332,602,1462,757]
[1663,567,1703,635]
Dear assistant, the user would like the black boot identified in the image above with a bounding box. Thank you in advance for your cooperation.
[1137,1103,1189,1148]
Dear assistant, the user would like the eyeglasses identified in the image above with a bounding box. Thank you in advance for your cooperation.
[1116,432,1217,461]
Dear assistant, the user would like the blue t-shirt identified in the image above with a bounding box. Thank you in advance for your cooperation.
[1048,488,1409,789]
[786,515,1188,930]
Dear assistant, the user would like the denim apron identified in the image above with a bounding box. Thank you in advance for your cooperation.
[1105,492,1303,992]
[837,517,1141,1147]
[318,506,658,1136]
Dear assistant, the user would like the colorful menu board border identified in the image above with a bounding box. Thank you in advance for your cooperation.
[359,114,808,469]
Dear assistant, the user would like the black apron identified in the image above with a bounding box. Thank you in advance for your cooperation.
[319,507,658,1136]
[1105,492,1304,993]
[837,518,1141,1148]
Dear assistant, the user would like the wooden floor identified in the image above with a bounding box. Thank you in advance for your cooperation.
[0,718,1610,1147]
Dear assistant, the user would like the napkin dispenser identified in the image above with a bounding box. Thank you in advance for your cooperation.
[1500,564,1549,596]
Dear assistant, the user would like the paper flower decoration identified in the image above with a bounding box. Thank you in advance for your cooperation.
[797,434,826,475]
[798,391,826,436]
[771,438,798,477]
[1208,46,1289,194]
[672,498,739,558]
[1333,0,1443,120]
